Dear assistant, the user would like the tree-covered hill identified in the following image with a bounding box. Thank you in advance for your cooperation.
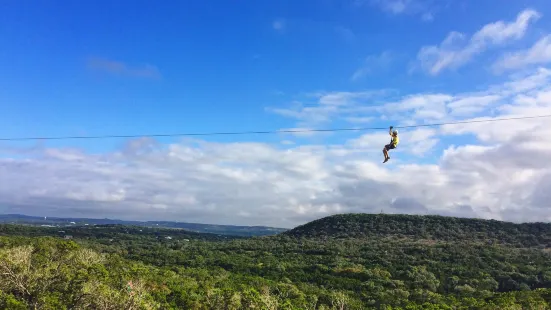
[284,213,551,247]
[2,213,551,309]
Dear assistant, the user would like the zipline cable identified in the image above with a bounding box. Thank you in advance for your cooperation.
[1,114,550,141]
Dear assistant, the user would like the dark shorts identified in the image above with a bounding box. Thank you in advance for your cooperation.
[385,144,396,151]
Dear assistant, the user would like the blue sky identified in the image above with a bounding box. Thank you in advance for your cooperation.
[1,0,548,143]
[2,0,551,227]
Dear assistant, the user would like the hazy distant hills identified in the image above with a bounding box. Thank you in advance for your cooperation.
[0,214,287,237]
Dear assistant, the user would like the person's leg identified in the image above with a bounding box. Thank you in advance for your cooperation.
[387,145,395,160]
[383,145,390,162]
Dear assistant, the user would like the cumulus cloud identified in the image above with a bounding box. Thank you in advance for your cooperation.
[382,94,452,121]
[416,9,540,75]
[270,67,551,133]
[493,35,551,72]
[3,67,551,228]
[447,95,502,116]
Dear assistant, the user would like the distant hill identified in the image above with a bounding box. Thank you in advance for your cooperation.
[0,222,242,243]
[0,214,287,237]
[284,213,551,246]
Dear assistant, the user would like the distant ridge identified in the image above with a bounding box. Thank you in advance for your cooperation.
[0,213,287,237]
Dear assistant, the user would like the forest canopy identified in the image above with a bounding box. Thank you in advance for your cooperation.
[1,213,551,309]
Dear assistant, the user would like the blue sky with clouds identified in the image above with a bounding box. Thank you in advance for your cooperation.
[2,0,551,227]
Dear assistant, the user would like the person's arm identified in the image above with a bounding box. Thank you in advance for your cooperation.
[389,126,393,136]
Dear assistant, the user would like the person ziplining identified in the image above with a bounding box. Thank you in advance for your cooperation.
[383,126,399,163]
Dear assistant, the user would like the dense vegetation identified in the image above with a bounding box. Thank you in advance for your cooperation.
[286,214,551,246]
[1,213,551,309]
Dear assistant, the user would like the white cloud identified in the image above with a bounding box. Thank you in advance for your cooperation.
[440,85,551,144]
[447,95,502,116]
[391,94,452,111]
[382,93,453,122]
[3,67,551,228]
[344,116,374,124]
[493,35,551,72]
[496,67,551,95]
[472,9,540,44]
[366,0,438,20]
[417,9,540,75]
[266,90,390,128]
[278,128,330,138]
[271,66,551,131]
[267,104,337,126]
[349,131,391,149]
[374,0,411,14]
[351,51,393,81]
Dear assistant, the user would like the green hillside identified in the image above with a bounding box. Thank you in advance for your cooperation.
[285,213,551,246]
[1,213,551,309]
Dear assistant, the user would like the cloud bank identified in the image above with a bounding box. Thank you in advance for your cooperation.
[2,67,551,228]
